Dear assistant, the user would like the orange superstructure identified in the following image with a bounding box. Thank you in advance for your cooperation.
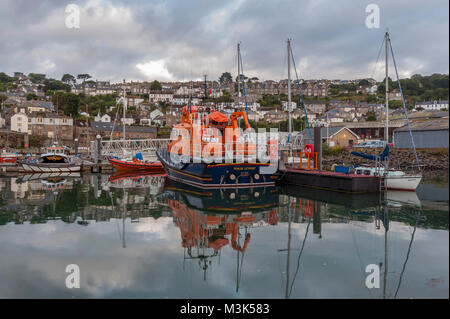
[168,106,268,159]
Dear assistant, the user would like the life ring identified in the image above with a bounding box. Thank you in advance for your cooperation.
[331,164,337,172]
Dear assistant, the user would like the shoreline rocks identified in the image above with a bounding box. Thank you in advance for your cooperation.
[322,148,449,174]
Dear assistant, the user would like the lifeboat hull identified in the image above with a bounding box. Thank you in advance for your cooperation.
[157,149,278,188]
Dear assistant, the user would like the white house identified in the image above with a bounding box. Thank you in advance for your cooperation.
[415,100,449,111]
[121,118,135,125]
[367,85,378,94]
[139,118,152,126]
[149,92,173,104]
[282,101,297,111]
[172,95,201,106]
[11,113,28,133]
[94,113,111,123]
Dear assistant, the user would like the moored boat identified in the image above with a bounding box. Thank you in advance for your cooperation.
[20,144,81,173]
[354,166,422,191]
[20,161,82,173]
[156,105,279,188]
[108,156,164,173]
[352,32,422,192]
[0,149,17,164]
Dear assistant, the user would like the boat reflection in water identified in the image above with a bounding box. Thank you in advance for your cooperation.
[162,179,284,285]
[0,172,447,298]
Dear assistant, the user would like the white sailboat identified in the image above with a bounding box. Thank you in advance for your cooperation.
[354,32,422,191]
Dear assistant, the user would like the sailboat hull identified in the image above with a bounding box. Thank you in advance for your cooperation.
[386,175,422,191]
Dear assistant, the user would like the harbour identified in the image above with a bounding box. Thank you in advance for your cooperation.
[0,173,447,298]
[0,0,448,304]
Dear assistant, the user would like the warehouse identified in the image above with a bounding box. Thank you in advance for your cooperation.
[394,119,449,148]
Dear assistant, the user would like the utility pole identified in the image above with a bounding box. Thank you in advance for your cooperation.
[204,74,208,101]
[123,79,126,141]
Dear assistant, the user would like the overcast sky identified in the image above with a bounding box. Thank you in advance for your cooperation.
[0,0,448,83]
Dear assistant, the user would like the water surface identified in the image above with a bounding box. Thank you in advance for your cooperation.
[0,173,448,298]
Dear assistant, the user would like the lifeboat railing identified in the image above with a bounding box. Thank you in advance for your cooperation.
[291,151,318,170]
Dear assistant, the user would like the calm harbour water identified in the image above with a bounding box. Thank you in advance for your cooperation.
[0,173,448,299]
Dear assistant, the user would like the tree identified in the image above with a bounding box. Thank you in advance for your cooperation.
[28,73,46,83]
[219,72,233,84]
[150,80,162,91]
[77,74,92,83]
[43,79,71,93]
[358,79,370,86]
[366,111,376,121]
[26,93,38,101]
[0,72,14,83]
[52,92,80,118]
[61,74,76,85]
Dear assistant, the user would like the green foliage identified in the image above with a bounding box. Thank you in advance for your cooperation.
[52,92,80,117]
[77,74,92,82]
[78,93,117,116]
[26,93,39,101]
[0,94,7,103]
[366,110,377,121]
[43,79,71,92]
[219,72,233,84]
[0,72,14,83]
[330,145,345,155]
[150,80,162,91]
[28,73,46,83]
[320,143,345,156]
[377,74,449,101]
[61,73,76,84]
[322,143,331,156]
[358,79,370,86]
[258,94,282,108]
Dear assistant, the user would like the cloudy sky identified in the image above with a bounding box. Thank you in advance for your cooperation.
[1,0,448,83]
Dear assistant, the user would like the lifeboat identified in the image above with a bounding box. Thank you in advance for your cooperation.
[156,105,279,188]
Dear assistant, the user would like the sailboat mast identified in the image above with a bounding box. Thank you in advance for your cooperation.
[385,32,389,144]
[285,202,292,299]
[123,79,126,141]
[237,43,241,109]
[287,39,292,140]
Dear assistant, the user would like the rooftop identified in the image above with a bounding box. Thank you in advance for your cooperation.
[395,119,449,132]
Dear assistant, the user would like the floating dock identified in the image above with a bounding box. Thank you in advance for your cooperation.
[279,168,381,194]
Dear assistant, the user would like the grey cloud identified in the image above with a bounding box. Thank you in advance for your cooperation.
[0,0,448,83]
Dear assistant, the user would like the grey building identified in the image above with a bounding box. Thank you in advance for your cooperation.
[394,119,449,148]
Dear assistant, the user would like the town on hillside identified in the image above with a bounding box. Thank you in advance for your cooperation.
[0,71,448,151]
